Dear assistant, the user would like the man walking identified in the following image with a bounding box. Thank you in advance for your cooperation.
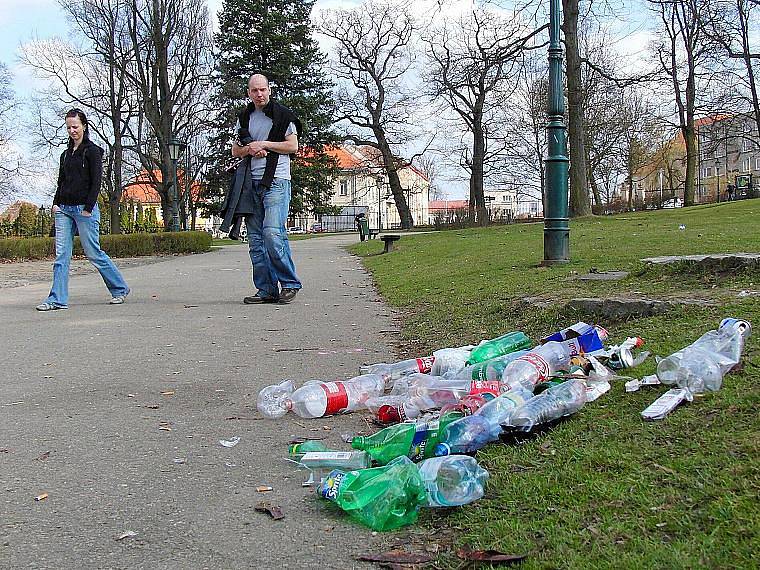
[230,73,302,304]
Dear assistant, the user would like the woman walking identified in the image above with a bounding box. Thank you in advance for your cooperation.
[36,109,130,311]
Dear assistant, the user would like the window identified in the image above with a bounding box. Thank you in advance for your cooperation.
[705,167,713,177]
[741,158,750,172]
[755,157,760,171]
[339,179,348,196]
[742,138,752,152]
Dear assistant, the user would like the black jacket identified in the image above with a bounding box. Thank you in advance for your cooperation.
[237,99,302,189]
[54,139,104,213]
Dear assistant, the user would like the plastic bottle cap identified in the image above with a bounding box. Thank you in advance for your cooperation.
[434,443,450,456]
[377,405,401,424]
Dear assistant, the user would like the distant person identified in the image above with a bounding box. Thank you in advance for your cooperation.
[222,73,303,305]
[355,212,366,241]
[36,108,130,311]
[726,183,735,201]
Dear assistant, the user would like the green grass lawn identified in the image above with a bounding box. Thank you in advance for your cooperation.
[351,199,760,569]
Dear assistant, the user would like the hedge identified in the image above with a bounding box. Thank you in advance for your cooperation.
[0,231,212,261]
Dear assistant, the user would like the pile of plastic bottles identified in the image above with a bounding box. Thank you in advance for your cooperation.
[257,318,751,530]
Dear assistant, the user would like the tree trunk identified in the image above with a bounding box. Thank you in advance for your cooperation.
[562,0,592,217]
[471,120,489,226]
[375,130,412,229]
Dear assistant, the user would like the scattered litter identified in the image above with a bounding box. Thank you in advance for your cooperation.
[35,451,51,461]
[456,548,527,564]
[144,404,160,410]
[183,305,199,308]
[115,530,138,541]
[173,458,187,464]
[3,401,24,406]
[160,391,175,396]
[256,486,273,493]
[158,422,172,432]
[357,551,433,565]
[43,376,53,379]
[625,375,661,392]
[219,436,241,448]
[678,224,686,230]
[34,493,48,502]
[127,394,136,398]
[641,388,693,420]
[255,502,284,520]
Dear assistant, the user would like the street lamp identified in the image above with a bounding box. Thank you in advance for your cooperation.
[542,0,570,264]
[167,135,187,232]
[714,158,720,203]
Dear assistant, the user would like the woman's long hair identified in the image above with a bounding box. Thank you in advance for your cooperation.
[65,108,91,151]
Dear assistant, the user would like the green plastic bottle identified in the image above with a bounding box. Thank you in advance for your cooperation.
[351,412,462,465]
[466,331,532,366]
[317,456,427,531]
[288,440,329,461]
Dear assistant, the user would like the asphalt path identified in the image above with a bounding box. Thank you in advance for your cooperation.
[0,235,404,569]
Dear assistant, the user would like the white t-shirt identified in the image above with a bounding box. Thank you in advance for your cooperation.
[235,109,296,181]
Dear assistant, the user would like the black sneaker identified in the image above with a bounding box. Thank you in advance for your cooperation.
[278,288,299,304]
[243,294,279,304]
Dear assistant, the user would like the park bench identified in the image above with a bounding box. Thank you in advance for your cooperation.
[381,234,401,253]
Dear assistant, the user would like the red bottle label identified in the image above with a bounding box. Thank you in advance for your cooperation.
[416,356,435,373]
[469,379,500,397]
[321,382,349,415]
[516,353,550,383]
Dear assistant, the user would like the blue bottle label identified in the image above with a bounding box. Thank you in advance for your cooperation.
[319,470,345,502]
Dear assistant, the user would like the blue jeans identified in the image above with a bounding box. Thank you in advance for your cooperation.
[44,204,129,307]
[245,179,301,298]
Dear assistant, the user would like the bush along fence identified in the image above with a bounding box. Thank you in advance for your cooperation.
[0,231,212,261]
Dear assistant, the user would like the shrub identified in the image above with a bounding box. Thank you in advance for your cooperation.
[0,231,212,261]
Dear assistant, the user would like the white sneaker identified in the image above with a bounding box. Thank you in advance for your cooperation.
[110,288,130,304]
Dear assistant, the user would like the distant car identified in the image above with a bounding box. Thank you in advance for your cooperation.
[287,226,306,234]
[310,223,324,233]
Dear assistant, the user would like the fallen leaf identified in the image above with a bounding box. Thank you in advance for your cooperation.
[256,486,273,493]
[34,493,48,502]
[255,502,284,520]
[357,550,433,564]
[456,548,527,564]
[115,530,138,541]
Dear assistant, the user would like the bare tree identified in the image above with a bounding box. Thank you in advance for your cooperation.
[562,0,593,216]
[648,0,718,206]
[319,1,417,229]
[123,0,214,229]
[702,0,760,139]
[423,8,544,225]
[0,62,24,205]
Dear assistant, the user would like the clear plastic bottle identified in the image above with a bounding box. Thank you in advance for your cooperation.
[257,374,385,419]
[508,379,587,431]
[417,455,489,507]
[361,356,435,385]
[430,345,474,377]
[460,350,529,383]
[299,450,372,470]
[656,318,751,393]
[500,341,572,391]
[435,385,533,455]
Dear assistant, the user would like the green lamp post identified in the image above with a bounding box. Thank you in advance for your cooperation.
[543,0,570,264]
[167,135,187,233]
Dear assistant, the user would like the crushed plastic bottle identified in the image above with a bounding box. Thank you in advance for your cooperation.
[317,456,427,531]
[288,440,329,460]
[300,450,372,471]
[435,385,533,455]
[417,455,489,507]
[508,379,587,432]
[500,341,572,392]
[541,322,608,355]
[257,374,385,419]
[439,393,493,416]
[465,331,531,366]
[367,374,470,423]
[430,345,474,377]
[656,318,751,393]
[361,356,435,385]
